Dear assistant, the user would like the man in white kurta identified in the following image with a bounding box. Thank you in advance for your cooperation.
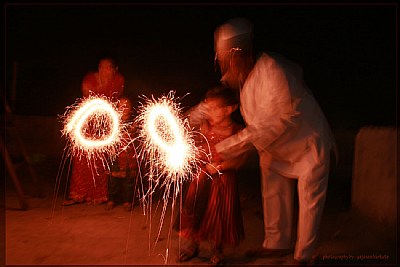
[212,18,336,263]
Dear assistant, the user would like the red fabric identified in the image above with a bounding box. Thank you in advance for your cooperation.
[68,156,109,204]
[179,123,245,247]
[67,71,125,203]
[82,72,125,100]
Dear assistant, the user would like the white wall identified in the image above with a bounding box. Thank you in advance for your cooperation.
[352,127,397,225]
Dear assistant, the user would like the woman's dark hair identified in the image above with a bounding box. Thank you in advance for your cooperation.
[98,51,119,69]
[99,57,118,68]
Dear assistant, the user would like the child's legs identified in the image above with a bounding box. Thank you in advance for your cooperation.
[179,173,210,242]
[182,172,210,215]
[108,176,120,202]
[122,176,135,203]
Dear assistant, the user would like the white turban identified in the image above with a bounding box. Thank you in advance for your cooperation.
[214,17,254,53]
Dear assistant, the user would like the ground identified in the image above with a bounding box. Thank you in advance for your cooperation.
[4,156,396,266]
[3,117,397,266]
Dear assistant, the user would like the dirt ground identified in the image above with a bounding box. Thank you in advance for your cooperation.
[4,152,397,267]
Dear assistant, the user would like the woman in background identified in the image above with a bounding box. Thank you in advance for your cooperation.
[63,56,125,206]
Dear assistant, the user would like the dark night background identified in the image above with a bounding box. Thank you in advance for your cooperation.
[2,5,398,264]
[4,4,397,131]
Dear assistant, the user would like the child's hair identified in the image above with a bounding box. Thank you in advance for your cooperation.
[205,85,238,106]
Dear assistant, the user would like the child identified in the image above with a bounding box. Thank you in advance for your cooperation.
[106,97,139,211]
[176,85,247,266]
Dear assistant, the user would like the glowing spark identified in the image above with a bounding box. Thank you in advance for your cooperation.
[66,98,119,148]
[61,95,131,162]
[146,102,188,174]
[136,92,199,183]
[135,91,204,262]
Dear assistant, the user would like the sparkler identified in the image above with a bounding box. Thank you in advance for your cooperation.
[56,94,135,197]
[61,95,132,163]
[135,91,205,262]
[52,95,133,221]
[52,91,210,265]
[135,91,201,187]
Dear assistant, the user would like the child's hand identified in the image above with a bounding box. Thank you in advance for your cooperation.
[205,162,222,175]
[196,143,210,162]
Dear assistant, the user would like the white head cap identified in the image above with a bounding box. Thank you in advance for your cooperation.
[214,17,254,53]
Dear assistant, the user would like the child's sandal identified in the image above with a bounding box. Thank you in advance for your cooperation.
[178,245,199,262]
[210,253,224,266]
[105,201,115,210]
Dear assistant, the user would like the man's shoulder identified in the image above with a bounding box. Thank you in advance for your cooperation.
[257,51,302,76]
[265,51,301,69]
[254,52,278,71]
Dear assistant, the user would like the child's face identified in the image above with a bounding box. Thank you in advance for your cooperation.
[119,99,132,120]
[204,97,231,126]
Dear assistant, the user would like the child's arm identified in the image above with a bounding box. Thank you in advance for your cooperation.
[205,152,248,175]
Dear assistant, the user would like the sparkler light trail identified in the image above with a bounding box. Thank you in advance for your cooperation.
[61,95,131,162]
[66,98,119,148]
[135,91,206,262]
[53,92,209,264]
[53,95,136,219]
[144,99,189,176]
[136,91,201,186]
